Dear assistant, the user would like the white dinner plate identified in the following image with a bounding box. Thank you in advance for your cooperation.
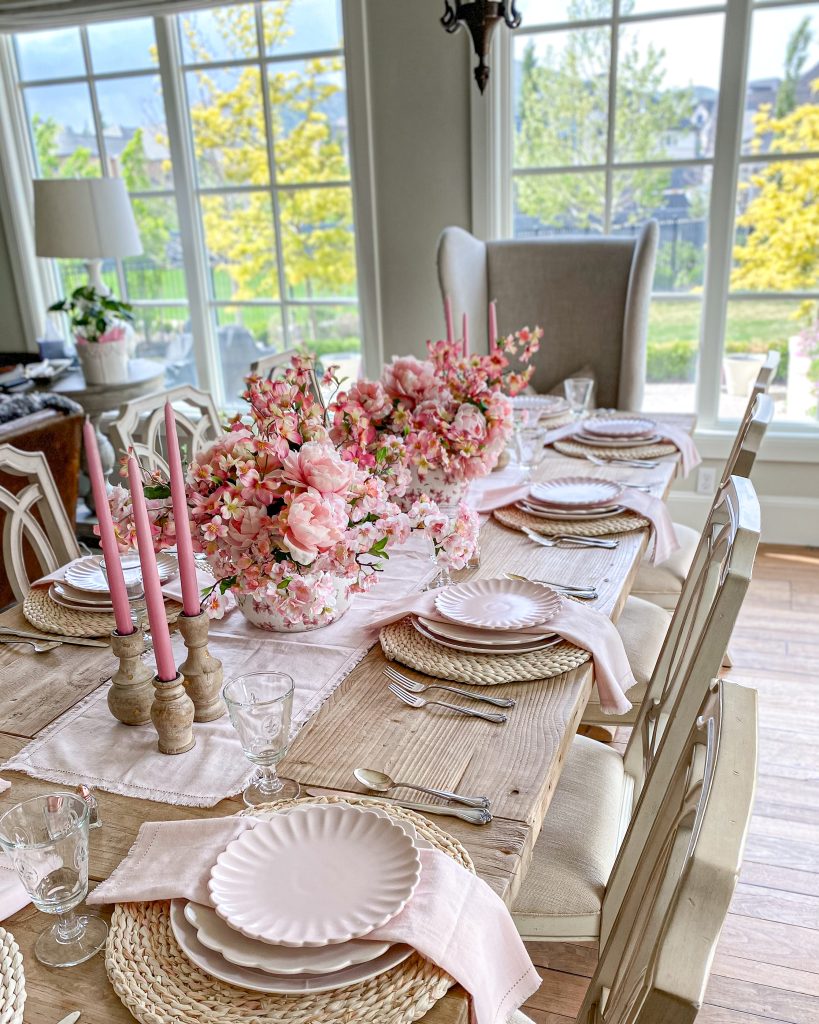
[48,584,114,613]
[64,551,178,594]
[416,615,555,646]
[516,501,625,521]
[51,581,116,606]
[529,477,623,509]
[581,416,657,439]
[208,804,422,947]
[411,616,562,655]
[435,577,561,630]
[169,901,413,995]
[573,431,662,449]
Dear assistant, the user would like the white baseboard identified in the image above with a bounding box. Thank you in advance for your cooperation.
[668,493,819,547]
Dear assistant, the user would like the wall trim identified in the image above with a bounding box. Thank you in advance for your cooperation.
[669,492,819,546]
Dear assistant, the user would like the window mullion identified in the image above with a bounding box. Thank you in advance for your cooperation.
[154,14,219,396]
[696,0,752,429]
[603,1,621,233]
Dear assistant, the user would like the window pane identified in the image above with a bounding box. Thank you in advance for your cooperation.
[263,0,343,55]
[87,18,157,74]
[124,197,186,301]
[643,299,701,413]
[56,260,117,297]
[732,159,819,292]
[180,3,258,64]
[279,186,357,299]
[513,172,606,235]
[718,300,814,424]
[186,67,268,187]
[612,166,711,291]
[513,29,609,168]
[215,305,285,405]
[132,305,196,388]
[630,0,722,14]
[516,0,612,23]
[743,4,819,156]
[15,28,85,81]
[615,13,723,162]
[96,76,172,187]
[201,192,278,302]
[269,60,349,183]
[23,83,101,178]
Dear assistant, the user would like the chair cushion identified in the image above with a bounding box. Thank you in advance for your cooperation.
[631,522,699,610]
[512,735,627,939]
[614,595,671,690]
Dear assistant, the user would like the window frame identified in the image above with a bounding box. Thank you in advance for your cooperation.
[0,0,382,402]
[476,0,819,451]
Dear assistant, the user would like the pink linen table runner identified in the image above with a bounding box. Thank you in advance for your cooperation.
[370,589,634,715]
[89,815,540,1024]
[541,419,701,477]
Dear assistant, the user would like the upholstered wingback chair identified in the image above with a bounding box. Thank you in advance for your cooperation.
[436,222,659,410]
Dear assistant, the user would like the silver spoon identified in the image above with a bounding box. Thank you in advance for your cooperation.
[354,767,490,809]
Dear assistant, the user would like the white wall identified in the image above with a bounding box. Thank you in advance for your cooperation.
[0,213,26,353]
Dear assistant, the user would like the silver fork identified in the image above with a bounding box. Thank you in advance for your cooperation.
[388,682,508,723]
[585,454,659,469]
[523,527,617,550]
[384,666,515,708]
[0,636,61,652]
[503,572,598,599]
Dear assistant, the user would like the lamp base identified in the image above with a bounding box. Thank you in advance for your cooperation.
[84,259,110,295]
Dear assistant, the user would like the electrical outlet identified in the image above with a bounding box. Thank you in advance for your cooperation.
[696,467,717,495]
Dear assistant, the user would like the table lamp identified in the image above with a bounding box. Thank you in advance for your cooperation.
[34,178,142,294]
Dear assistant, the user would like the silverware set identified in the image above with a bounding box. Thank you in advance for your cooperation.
[0,627,109,649]
[384,665,515,708]
[522,526,617,550]
[585,453,660,469]
[388,680,508,723]
[503,572,598,600]
[354,768,489,808]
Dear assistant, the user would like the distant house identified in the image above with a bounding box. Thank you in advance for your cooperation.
[55,123,168,181]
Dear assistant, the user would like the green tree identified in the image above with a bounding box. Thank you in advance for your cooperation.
[31,113,96,179]
[775,17,813,118]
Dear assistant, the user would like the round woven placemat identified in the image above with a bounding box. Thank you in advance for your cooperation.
[552,438,678,460]
[380,616,590,684]
[0,928,25,1024]
[493,503,649,538]
[23,587,182,638]
[106,795,471,1024]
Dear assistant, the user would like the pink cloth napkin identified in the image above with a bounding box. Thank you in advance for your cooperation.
[0,855,30,922]
[88,815,539,1024]
[540,419,700,477]
[370,590,634,715]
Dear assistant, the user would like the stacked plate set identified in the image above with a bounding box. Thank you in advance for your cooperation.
[168,802,427,994]
[572,415,660,448]
[514,476,626,523]
[510,394,570,423]
[48,552,178,613]
[410,577,563,655]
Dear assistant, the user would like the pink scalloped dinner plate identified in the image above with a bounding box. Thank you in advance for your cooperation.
[581,416,657,439]
[528,477,623,509]
[434,577,561,630]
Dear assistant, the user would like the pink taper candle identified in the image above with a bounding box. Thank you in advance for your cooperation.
[444,295,455,345]
[462,312,469,358]
[128,456,177,681]
[488,300,498,355]
[83,419,134,636]
[164,402,200,618]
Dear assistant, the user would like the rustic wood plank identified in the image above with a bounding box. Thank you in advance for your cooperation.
[705,974,819,1024]
[711,954,819,998]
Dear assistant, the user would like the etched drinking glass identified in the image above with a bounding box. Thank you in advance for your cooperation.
[564,377,594,418]
[223,672,300,807]
[0,793,108,967]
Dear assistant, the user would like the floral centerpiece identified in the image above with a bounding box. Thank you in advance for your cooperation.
[109,356,479,631]
[50,284,133,385]
[329,328,542,505]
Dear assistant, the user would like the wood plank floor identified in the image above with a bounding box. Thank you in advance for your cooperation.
[520,544,819,1023]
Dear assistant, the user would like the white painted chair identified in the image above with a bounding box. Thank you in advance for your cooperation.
[512,475,760,939]
[633,364,776,611]
[107,386,223,477]
[0,445,81,603]
[249,348,301,379]
[576,679,757,1024]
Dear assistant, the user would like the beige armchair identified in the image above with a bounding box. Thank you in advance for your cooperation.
[436,222,658,409]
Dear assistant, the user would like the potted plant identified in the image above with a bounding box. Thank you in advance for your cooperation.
[49,285,133,385]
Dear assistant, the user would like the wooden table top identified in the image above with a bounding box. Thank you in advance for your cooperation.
[0,418,693,1023]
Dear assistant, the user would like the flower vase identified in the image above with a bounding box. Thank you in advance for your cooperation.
[402,465,469,507]
[76,334,129,385]
[236,576,352,632]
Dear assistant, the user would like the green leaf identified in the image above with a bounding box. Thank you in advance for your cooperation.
[143,483,171,500]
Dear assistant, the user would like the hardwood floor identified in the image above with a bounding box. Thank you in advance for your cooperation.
[520,544,819,1024]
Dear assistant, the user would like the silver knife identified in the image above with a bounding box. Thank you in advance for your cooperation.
[55,1013,81,1024]
[0,628,109,648]
[378,798,492,825]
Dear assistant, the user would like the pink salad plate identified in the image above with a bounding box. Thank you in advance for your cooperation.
[411,616,561,655]
[529,477,623,509]
[573,430,662,448]
[169,901,412,995]
[208,804,422,947]
[63,551,178,594]
[49,582,115,610]
[434,578,561,630]
[516,500,625,521]
[416,615,555,646]
[581,416,657,439]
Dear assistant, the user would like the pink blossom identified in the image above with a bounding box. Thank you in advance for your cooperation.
[282,489,348,564]
[382,356,437,410]
[282,441,356,495]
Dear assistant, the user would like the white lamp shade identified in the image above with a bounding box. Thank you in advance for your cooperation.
[34,178,143,259]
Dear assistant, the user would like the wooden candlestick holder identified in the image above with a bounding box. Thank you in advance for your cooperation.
[177,610,225,722]
[108,628,154,726]
[151,672,195,755]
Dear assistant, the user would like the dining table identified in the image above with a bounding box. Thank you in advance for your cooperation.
[0,412,695,1024]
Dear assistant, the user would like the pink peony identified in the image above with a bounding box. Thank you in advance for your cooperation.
[452,403,487,440]
[382,356,437,410]
[349,379,393,420]
[282,441,356,495]
[283,489,348,564]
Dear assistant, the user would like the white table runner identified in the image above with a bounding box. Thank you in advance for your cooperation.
[2,534,437,807]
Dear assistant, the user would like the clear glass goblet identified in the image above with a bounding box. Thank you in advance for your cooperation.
[0,793,108,967]
[98,551,147,636]
[514,425,545,480]
[223,673,300,807]
[564,377,594,418]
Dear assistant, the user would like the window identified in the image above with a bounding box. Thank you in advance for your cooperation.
[503,0,819,432]
[9,1,363,405]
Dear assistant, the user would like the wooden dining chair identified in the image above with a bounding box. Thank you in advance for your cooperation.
[0,445,81,604]
[107,385,223,477]
[575,679,757,1024]
[633,375,775,611]
[511,475,759,940]
[249,348,301,379]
